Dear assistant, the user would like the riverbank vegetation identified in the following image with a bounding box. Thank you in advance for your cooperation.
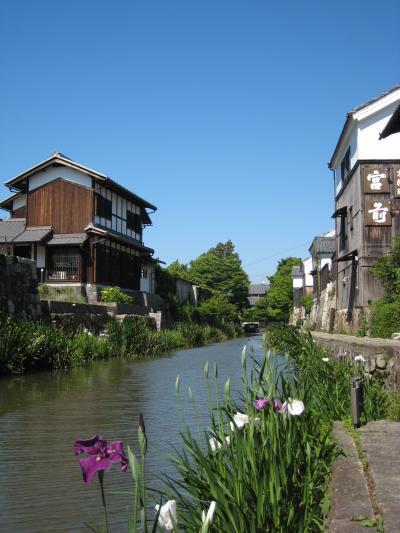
[366,236,400,338]
[75,325,398,532]
[0,314,238,376]
[161,240,250,325]
[242,257,302,324]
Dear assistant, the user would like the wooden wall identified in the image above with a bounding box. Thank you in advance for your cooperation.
[11,206,26,218]
[27,179,93,233]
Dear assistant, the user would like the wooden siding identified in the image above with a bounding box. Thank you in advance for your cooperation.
[11,206,26,218]
[27,179,93,233]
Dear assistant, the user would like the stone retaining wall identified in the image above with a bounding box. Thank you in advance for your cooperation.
[0,254,41,317]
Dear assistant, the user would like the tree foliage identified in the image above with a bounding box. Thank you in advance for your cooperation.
[189,240,249,308]
[371,236,400,301]
[265,257,302,322]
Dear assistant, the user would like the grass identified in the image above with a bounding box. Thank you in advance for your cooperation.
[0,314,238,376]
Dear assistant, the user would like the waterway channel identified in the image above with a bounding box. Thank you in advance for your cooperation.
[0,335,273,532]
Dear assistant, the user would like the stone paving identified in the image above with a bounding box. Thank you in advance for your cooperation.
[359,421,400,533]
[328,422,375,532]
[328,420,400,532]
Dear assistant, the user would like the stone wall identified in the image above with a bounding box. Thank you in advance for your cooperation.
[0,254,41,317]
[312,331,400,392]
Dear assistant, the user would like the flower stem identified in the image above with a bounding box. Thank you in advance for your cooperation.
[98,471,109,533]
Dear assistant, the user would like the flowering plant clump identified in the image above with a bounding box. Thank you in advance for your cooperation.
[336,352,346,361]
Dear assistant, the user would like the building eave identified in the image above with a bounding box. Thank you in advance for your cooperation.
[5,153,108,190]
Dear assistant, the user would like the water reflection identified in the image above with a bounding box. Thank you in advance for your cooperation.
[0,335,274,532]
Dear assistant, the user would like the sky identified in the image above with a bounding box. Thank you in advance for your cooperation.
[1,0,400,283]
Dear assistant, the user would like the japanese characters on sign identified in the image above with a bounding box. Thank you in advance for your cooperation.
[364,199,392,226]
[396,169,400,197]
[363,166,390,193]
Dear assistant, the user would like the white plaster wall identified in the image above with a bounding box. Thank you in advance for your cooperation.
[13,194,27,209]
[321,258,331,270]
[303,257,313,287]
[29,167,92,191]
[358,102,400,159]
[334,127,358,195]
[94,183,141,240]
[36,245,46,268]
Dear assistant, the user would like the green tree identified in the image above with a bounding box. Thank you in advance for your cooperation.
[261,257,302,323]
[195,294,238,324]
[189,240,249,308]
[166,260,193,282]
[371,236,400,301]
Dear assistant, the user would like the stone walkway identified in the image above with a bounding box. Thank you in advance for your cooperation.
[312,331,400,350]
[328,421,400,532]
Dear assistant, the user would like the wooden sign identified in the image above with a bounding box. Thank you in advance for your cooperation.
[393,165,400,197]
[363,165,390,194]
[364,199,392,226]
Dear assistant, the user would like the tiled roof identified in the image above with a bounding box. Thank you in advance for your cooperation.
[349,85,400,114]
[47,233,88,246]
[13,226,52,243]
[309,236,335,255]
[0,219,26,243]
[248,283,269,296]
[292,266,302,277]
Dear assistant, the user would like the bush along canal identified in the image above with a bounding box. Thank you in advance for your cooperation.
[0,313,239,376]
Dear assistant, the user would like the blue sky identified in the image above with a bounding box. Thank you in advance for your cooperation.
[1,0,399,282]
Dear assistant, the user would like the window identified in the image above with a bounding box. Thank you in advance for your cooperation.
[48,247,80,280]
[349,206,353,231]
[96,194,112,220]
[339,213,348,251]
[340,147,351,181]
[127,210,142,234]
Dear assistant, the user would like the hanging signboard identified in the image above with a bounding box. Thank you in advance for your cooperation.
[364,199,392,226]
[363,165,390,194]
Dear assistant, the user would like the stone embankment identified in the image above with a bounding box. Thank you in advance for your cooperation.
[0,254,41,317]
[328,421,400,532]
[312,331,400,392]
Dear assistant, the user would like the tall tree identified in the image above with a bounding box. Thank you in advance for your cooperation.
[189,240,249,308]
[265,257,302,322]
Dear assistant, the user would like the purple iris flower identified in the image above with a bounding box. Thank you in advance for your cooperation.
[273,398,287,413]
[255,397,270,411]
[336,353,346,361]
[74,434,128,484]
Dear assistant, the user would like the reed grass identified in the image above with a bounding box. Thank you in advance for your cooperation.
[0,314,237,376]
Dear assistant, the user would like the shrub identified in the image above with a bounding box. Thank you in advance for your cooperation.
[370,299,400,338]
[300,293,313,315]
[100,286,134,304]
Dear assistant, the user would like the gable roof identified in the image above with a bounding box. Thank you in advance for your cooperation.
[309,236,335,256]
[329,85,400,168]
[0,192,22,212]
[4,151,157,211]
[248,283,269,296]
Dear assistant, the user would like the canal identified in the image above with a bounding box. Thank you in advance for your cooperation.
[0,335,269,532]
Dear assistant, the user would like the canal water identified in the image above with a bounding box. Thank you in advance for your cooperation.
[0,335,271,532]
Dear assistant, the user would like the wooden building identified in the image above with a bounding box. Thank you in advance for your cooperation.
[0,152,157,298]
[329,86,400,324]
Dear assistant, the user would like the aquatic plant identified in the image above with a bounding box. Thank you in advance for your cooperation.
[163,349,338,532]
